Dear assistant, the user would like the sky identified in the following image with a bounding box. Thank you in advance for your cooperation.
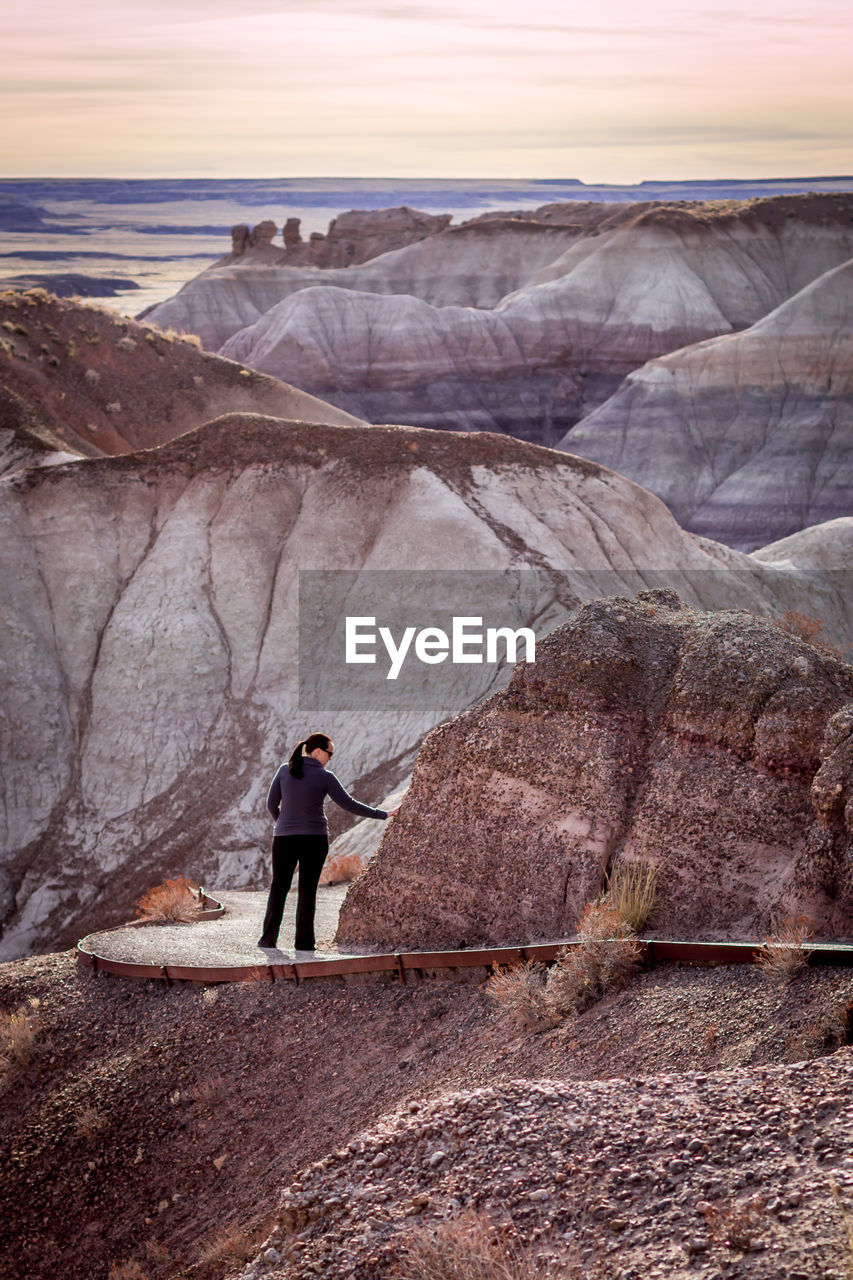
[4,0,852,181]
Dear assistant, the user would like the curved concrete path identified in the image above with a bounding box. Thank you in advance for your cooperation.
[80,887,351,968]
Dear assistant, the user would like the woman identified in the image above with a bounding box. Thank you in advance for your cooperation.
[257,732,396,951]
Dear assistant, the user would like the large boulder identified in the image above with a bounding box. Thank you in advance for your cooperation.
[338,591,853,949]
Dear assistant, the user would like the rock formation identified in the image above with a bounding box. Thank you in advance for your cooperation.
[0,290,363,458]
[6,411,851,959]
[216,206,453,273]
[143,194,853,449]
[218,196,853,446]
[338,590,853,950]
[560,258,853,550]
[142,216,586,350]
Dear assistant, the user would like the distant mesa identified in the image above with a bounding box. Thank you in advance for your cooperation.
[339,591,853,951]
[7,273,139,298]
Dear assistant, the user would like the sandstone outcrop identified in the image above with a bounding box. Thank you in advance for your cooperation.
[561,258,853,550]
[338,591,853,950]
[217,196,853,445]
[0,290,363,458]
[6,414,849,959]
[217,206,453,273]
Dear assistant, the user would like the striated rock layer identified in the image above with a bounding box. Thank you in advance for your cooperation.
[5,411,853,959]
[338,590,853,950]
[145,194,853,446]
[560,258,853,550]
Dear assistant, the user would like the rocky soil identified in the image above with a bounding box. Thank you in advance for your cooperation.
[0,290,361,464]
[3,949,853,1280]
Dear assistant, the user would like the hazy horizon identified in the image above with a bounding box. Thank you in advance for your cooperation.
[5,0,852,182]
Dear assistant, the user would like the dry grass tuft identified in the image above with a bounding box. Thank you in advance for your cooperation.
[197,1226,259,1269]
[320,852,365,885]
[74,1106,108,1144]
[135,877,202,924]
[774,609,844,657]
[0,1005,40,1081]
[546,903,640,1017]
[755,916,814,985]
[604,861,658,932]
[485,962,556,1029]
[107,1261,150,1280]
[391,1211,548,1280]
[488,902,641,1027]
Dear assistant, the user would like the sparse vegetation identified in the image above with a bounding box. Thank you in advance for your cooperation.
[488,902,641,1026]
[486,962,555,1029]
[604,861,658,932]
[107,1261,150,1280]
[755,916,814,985]
[135,877,203,924]
[74,1106,107,1144]
[391,1211,548,1280]
[197,1225,260,1270]
[702,1193,767,1251]
[320,852,365,885]
[0,1004,40,1082]
[774,609,843,657]
[117,336,137,352]
[546,902,641,1017]
[84,367,100,386]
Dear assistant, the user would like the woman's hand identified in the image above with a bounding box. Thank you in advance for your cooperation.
[386,807,400,818]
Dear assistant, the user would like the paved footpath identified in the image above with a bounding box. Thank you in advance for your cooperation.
[79,888,353,968]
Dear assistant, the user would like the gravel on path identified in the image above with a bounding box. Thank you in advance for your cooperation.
[78,887,350,967]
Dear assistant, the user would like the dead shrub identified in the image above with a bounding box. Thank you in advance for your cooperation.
[74,1106,107,1144]
[320,852,364,885]
[135,877,202,924]
[191,1074,230,1108]
[486,962,555,1029]
[774,610,843,657]
[0,1006,40,1081]
[755,916,814,985]
[604,861,658,932]
[546,903,640,1017]
[197,1226,258,1269]
[702,1193,767,1251]
[391,1211,547,1280]
[107,1262,150,1280]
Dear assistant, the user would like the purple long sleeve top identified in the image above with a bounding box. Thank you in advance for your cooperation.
[266,756,388,837]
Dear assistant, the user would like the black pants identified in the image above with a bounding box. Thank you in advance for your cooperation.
[258,834,329,950]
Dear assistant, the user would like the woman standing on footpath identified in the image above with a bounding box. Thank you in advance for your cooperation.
[258,732,396,952]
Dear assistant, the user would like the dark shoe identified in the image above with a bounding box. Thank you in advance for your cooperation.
[257,939,277,949]
[294,944,315,952]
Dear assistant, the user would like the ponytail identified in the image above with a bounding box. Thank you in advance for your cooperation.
[288,732,332,777]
